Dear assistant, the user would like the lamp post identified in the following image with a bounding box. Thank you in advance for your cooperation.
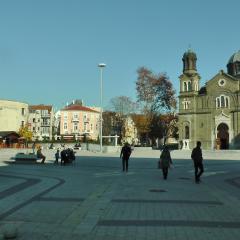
[98,63,106,153]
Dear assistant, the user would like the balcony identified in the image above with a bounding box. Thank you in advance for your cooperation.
[41,113,51,118]
[72,117,79,122]
[41,122,51,127]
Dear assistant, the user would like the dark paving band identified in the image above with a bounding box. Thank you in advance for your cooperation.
[0,174,40,200]
[112,199,223,205]
[98,220,240,228]
[36,197,85,202]
[0,174,65,220]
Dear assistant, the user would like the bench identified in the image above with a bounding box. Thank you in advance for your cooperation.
[14,153,38,163]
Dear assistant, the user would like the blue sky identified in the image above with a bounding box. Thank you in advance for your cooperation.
[0,0,239,111]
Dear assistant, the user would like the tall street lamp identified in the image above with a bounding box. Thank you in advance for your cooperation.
[98,63,106,153]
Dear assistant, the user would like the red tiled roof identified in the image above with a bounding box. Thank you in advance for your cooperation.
[62,104,99,113]
[29,105,52,112]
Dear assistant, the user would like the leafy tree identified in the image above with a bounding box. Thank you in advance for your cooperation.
[18,124,33,142]
[136,67,177,143]
[136,67,176,112]
[102,111,123,144]
[131,114,149,142]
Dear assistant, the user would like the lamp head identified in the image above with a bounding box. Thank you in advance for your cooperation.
[98,63,106,68]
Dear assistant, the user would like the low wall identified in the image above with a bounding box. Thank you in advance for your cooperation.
[81,143,121,153]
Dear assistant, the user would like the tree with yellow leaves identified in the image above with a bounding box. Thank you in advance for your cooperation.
[18,124,33,142]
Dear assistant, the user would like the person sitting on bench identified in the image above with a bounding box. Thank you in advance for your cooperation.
[37,146,46,164]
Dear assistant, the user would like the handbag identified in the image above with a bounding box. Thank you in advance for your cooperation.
[158,159,162,169]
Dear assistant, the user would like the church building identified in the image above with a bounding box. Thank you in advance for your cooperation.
[178,49,240,150]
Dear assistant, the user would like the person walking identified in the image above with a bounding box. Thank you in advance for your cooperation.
[54,148,60,164]
[159,145,173,179]
[120,143,132,172]
[32,142,36,154]
[191,141,204,183]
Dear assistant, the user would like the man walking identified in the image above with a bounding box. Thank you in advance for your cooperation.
[191,141,204,183]
[120,143,132,172]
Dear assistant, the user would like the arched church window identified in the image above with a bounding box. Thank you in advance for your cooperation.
[195,83,198,91]
[216,98,220,108]
[183,82,187,91]
[216,95,230,108]
[185,126,190,139]
[236,63,240,75]
[221,96,225,107]
[187,81,192,91]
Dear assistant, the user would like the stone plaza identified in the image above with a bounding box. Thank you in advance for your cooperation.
[0,147,240,239]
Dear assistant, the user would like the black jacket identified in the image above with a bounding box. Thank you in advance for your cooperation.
[191,147,203,163]
[120,146,132,160]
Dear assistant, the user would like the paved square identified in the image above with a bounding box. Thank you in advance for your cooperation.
[0,148,240,239]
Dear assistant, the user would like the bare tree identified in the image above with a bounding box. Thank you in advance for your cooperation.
[109,96,137,116]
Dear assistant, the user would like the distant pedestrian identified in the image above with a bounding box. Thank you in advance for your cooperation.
[54,149,60,164]
[37,146,46,164]
[191,141,204,183]
[120,143,132,172]
[159,145,173,179]
[32,142,36,154]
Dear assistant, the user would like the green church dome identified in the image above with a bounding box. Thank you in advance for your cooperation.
[228,50,240,64]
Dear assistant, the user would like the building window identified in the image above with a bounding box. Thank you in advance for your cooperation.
[73,113,78,119]
[236,63,240,75]
[74,122,78,131]
[183,81,192,92]
[42,127,49,134]
[21,108,25,116]
[183,82,187,91]
[64,123,68,130]
[216,95,230,108]
[194,83,198,91]
[42,119,49,125]
[185,126,190,139]
[33,118,36,123]
[216,98,220,108]
[21,121,24,127]
[182,99,190,110]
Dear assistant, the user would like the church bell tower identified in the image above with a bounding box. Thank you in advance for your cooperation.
[180,49,201,93]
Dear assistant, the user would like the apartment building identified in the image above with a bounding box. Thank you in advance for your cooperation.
[28,105,54,140]
[60,103,100,140]
[0,99,29,132]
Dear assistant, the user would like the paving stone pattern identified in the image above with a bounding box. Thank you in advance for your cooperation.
[0,149,240,239]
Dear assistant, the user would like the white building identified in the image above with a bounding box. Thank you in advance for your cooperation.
[28,105,54,140]
[0,99,29,132]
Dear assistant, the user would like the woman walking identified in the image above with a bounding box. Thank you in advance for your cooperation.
[159,145,172,179]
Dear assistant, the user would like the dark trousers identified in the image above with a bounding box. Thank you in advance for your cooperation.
[194,162,204,182]
[162,167,168,179]
[122,158,129,172]
[55,157,59,164]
